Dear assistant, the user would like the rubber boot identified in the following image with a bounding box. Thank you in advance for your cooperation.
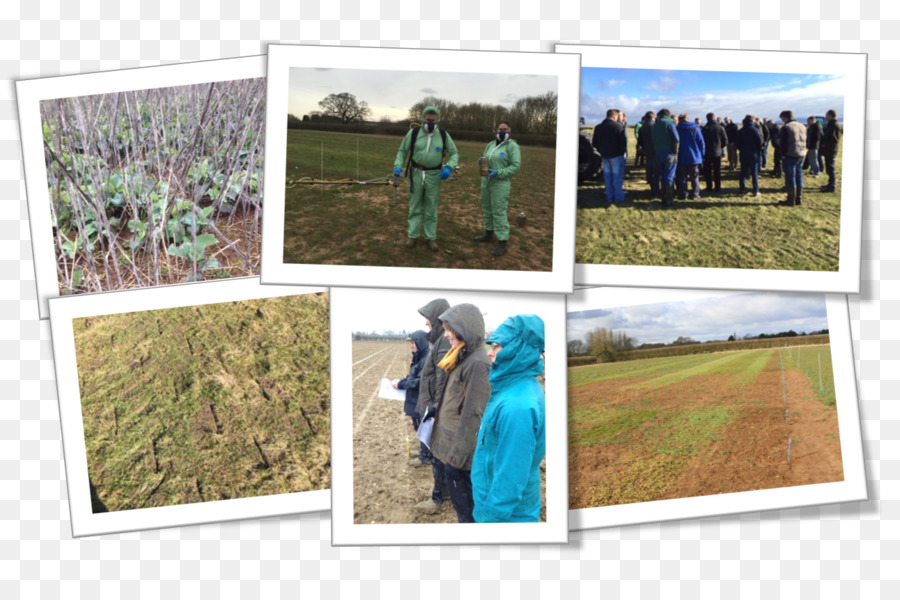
[795,187,802,206]
[777,188,795,206]
[492,240,508,257]
[474,230,493,243]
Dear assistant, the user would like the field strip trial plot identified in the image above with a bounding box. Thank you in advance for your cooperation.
[352,346,389,366]
[353,343,405,437]
[568,345,842,509]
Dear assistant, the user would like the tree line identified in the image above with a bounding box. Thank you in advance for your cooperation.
[568,327,830,361]
[289,91,558,139]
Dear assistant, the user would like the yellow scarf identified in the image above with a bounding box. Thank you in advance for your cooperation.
[437,342,466,372]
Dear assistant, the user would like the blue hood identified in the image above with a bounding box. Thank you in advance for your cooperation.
[486,315,544,391]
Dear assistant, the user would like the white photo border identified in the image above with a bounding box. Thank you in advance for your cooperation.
[17,56,267,320]
[261,44,579,294]
[557,43,865,294]
[49,278,330,537]
[330,287,569,546]
[566,286,866,532]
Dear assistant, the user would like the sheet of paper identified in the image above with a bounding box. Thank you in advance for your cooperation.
[378,378,406,401]
[416,417,434,449]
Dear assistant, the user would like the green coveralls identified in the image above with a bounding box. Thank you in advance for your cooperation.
[393,127,459,240]
[479,138,521,241]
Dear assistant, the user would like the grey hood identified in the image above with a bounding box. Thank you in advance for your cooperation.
[438,303,485,349]
[418,298,450,345]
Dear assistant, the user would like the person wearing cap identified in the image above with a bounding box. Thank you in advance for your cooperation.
[414,298,452,514]
[429,303,491,523]
[474,120,522,258]
[471,314,546,523]
[391,330,430,466]
[392,106,460,252]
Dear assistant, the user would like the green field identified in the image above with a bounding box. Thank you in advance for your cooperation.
[577,132,842,271]
[74,293,330,512]
[283,129,556,270]
[568,345,840,508]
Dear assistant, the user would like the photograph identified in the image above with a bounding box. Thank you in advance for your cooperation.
[330,287,569,546]
[566,287,866,531]
[558,44,865,294]
[17,56,266,319]
[262,45,579,294]
[49,279,330,536]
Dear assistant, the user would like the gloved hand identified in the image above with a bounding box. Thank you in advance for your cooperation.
[439,166,451,180]
[393,167,403,178]
[423,406,436,421]
[488,169,498,178]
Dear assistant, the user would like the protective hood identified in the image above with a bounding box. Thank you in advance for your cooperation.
[418,298,450,345]
[423,105,440,121]
[486,314,545,391]
[408,329,429,357]
[438,303,485,349]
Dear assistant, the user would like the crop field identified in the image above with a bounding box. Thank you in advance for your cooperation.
[41,79,265,295]
[351,340,546,524]
[283,129,556,271]
[74,293,330,512]
[568,345,842,509]
[577,133,842,271]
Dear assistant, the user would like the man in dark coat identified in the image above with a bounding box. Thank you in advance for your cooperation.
[724,117,739,170]
[805,115,824,177]
[820,109,843,193]
[702,112,728,193]
[414,298,452,513]
[651,108,680,206]
[637,111,659,197]
[769,120,783,178]
[736,115,764,196]
[592,108,628,203]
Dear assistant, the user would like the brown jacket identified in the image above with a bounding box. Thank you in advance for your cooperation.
[429,304,491,471]
[779,120,808,159]
[415,298,451,416]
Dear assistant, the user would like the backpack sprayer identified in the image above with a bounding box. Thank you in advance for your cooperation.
[285,166,460,205]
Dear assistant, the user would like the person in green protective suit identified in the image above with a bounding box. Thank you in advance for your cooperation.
[392,106,459,253]
[475,121,522,257]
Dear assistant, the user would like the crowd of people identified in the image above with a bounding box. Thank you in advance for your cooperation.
[582,107,843,207]
[392,106,522,258]
[391,298,546,523]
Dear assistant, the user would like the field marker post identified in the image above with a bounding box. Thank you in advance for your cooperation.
[818,352,824,394]
[785,408,789,424]
[788,437,792,462]
[320,142,324,196]
[357,137,360,181]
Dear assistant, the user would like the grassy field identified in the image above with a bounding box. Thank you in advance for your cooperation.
[283,129,556,270]
[74,293,330,512]
[577,131,842,271]
[569,346,841,508]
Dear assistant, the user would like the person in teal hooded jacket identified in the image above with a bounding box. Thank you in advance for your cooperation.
[471,314,546,523]
[393,106,460,253]
[474,120,522,257]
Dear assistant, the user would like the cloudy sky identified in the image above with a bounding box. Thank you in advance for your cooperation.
[348,288,553,338]
[567,291,828,346]
[288,68,558,122]
[580,67,845,126]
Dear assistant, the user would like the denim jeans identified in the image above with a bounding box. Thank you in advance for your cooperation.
[739,158,760,193]
[656,151,677,185]
[807,148,820,175]
[783,156,804,190]
[443,463,475,523]
[602,155,626,202]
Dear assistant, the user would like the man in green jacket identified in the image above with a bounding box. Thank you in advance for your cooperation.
[393,106,459,252]
[475,121,522,257]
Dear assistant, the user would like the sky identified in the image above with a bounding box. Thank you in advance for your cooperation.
[288,68,558,122]
[580,67,845,126]
[567,291,828,346]
[348,289,549,338]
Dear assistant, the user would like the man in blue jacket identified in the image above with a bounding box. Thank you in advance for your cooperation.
[676,114,705,200]
[392,330,430,465]
[471,314,546,523]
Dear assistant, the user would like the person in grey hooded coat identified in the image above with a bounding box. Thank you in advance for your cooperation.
[430,303,492,523]
[413,298,452,513]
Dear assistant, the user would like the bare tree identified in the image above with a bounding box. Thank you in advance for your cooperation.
[318,92,372,124]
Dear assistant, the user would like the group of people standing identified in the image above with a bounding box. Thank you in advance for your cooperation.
[393,298,546,523]
[590,107,843,207]
[392,106,522,258]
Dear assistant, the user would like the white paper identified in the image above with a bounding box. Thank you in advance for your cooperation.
[416,417,434,449]
[378,378,406,401]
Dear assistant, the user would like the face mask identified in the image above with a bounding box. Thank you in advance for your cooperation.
[496,130,508,142]
[424,121,436,133]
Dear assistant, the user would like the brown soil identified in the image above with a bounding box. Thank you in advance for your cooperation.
[569,352,843,509]
[352,341,546,524]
